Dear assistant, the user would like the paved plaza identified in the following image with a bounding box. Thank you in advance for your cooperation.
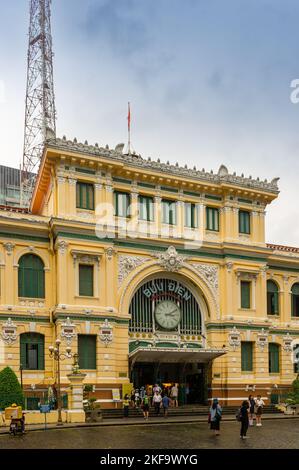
[0,418,298,449]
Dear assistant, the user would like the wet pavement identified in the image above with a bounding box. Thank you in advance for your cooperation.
[0,418,299,449]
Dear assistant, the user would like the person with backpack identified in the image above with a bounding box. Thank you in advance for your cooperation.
[209,398,222,436]
[255,395,265,426]
[141,393,150,420]
[239,400,250,439]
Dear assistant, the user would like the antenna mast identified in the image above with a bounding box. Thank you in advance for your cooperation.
[21,0,56,206]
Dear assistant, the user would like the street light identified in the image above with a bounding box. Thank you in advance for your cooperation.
[48,338,77,426]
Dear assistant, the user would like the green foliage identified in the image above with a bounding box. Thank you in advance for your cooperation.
[287,375,299,404]
[0,367,24,410]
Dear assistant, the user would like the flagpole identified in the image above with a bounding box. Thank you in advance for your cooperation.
[128,102,131,155]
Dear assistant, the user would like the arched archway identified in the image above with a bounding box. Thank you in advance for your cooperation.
[123,267,225,405]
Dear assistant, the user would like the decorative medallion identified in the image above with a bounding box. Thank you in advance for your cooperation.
[154,246,186,272]
[3,243,15,256]
[105,247,117,260]
[228,326,241,351]
[257,328,268,351]
[1,318,17,345]
[282,333,292,352]
[61,317,76,345]
[99,319,113,347]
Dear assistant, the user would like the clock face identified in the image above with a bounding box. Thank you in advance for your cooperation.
[154,300,181,330]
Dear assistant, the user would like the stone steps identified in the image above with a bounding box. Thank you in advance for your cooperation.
[101,404,280,419]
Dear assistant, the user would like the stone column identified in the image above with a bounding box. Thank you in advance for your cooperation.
[68,177,77,216]
[154,196,161,236]
[66,372,87,423]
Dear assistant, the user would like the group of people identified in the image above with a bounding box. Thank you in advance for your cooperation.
[209,394,265,439]
[123,383,179,419]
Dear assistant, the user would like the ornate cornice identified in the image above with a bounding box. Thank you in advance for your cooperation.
[46,137,279,194]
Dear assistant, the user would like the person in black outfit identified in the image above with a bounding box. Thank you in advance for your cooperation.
[240,400,249,439]
[248,395,255,426]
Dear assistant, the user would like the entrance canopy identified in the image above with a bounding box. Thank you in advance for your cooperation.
[129,346,227,364]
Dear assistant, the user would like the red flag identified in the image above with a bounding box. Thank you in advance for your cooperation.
[127,102,131,133]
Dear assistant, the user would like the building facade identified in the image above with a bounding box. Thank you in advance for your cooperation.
[0,136,299,408]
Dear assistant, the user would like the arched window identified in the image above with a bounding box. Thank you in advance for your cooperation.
[267,280,279,315]
[20,333,45,370]
[18,254,45,298]
[292,284,299,317]
[269,343,280,373]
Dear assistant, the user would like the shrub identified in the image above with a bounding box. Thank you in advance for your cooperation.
[0,367,24,410]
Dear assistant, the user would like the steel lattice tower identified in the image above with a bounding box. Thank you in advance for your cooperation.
[21,0,56,206]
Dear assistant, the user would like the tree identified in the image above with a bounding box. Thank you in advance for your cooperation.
[286,375,299,405]
[0,367,24,410]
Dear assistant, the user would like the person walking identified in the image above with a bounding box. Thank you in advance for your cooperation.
[123,394,130,418]
[255,395,265,426]
[248,394,255,426]
[170,383,179,407]
[153,391,162,415]
[134,388,140,408]
[209,398,222,436]
[130,389,135,408]
[162,394,171,417]
[240,400,250,439]
[141,393,150,420]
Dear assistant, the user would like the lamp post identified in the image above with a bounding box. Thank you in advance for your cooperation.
[19,363,23,391]
[49,338,73,426]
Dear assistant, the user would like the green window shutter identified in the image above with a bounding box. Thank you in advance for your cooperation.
[241,342,253,371]
[241,281,251,309]
[206,207,219,231]
[18,254,45,299]
[78,335,96,369]
[292,284,299,317]
[20,333,45,371]
[162,200,168,223]
[76,182,94,210]
[20,337,27,370]
[269,343,280,373]
[138,196,154,221]
[79,264,94,296]
[185,203,197,228]
[162,200,176,224]
[114,192,130,217]
[38,337,45,370]
[267,281,279,315]
[239,210,251,234]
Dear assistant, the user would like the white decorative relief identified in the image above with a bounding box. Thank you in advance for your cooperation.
[154,246,187,272]
[190,263,219,293]
[1,318,17,345]
[99,319,114,347]
[61,317,77,345]
[118,255,150,287]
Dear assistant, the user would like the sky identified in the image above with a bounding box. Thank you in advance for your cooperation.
[0,0,299,246]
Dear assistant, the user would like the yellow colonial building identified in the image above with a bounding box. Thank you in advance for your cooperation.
[0,136,299,408]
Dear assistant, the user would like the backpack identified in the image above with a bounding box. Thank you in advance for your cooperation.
[236,408,242,422]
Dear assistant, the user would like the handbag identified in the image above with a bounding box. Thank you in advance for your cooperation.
[208,412,211,423]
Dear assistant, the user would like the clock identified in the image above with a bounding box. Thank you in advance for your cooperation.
[154,300,181,330]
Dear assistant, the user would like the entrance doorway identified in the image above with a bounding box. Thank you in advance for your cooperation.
[131,362,206,404]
